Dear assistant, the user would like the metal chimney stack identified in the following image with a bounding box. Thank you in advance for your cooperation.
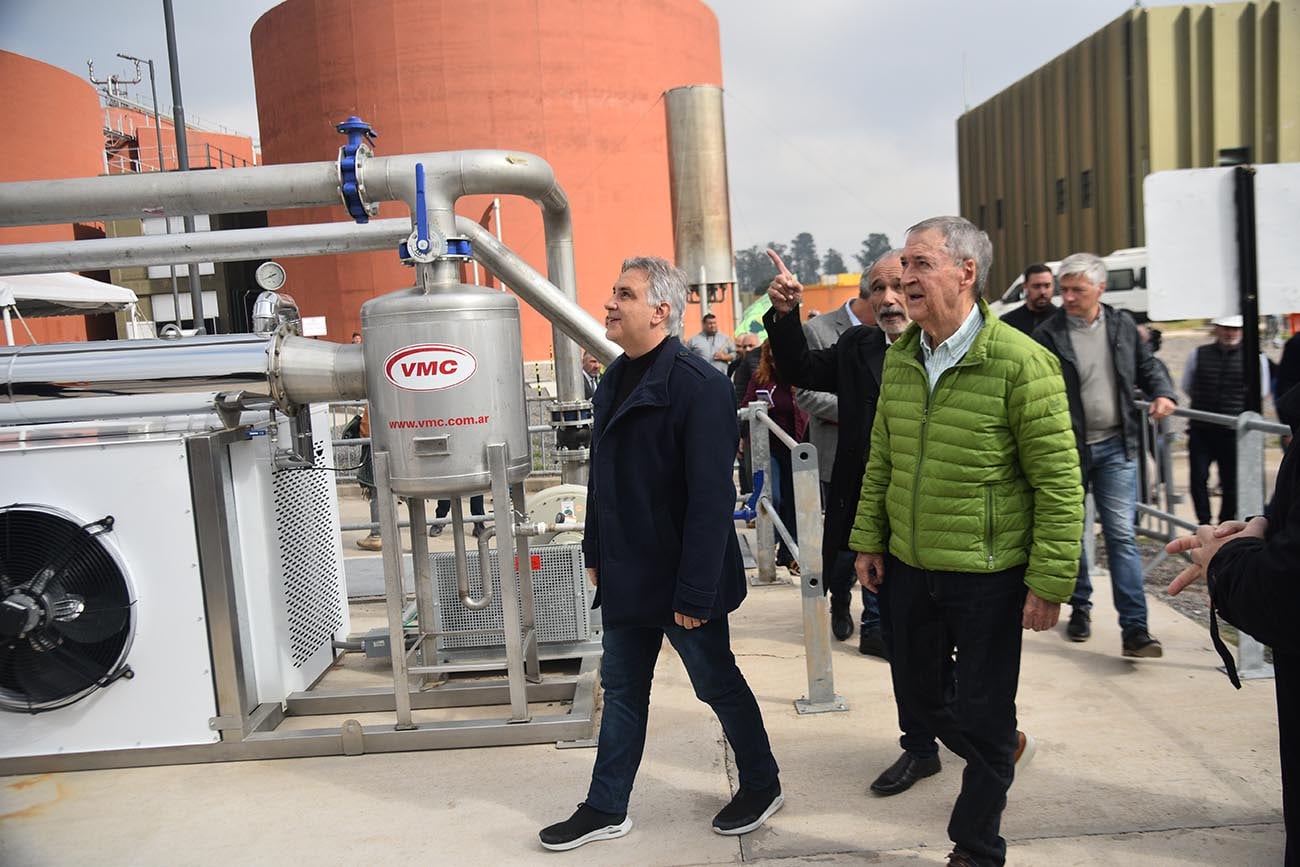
[664,85,737,322]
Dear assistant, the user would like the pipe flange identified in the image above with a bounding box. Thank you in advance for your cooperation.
[336,116,380,223]
[265,323,298,415]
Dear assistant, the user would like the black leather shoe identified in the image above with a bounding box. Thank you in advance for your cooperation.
[1066,608,1091,642]
[830,598,853,641]
[1122,627,1163,658]
[858,628,887,659]
[869,752,941,796]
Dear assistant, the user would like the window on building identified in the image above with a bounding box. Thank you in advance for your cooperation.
[996,198,1004,229]
[1081,170,1094,209]
[1055,178,1067,213]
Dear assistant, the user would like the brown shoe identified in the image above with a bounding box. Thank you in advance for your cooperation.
[356,534,382,551]
[946,850,978,867]
[1014,730,1036,769]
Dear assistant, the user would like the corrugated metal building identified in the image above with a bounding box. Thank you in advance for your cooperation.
[957,0,1299,297]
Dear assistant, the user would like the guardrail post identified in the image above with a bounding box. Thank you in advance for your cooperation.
[790,440,846,714]
[748,403,777,585]
[1233,411,1274,680]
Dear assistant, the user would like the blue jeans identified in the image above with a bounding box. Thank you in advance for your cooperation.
[1072,436,1149,632]
[887,555,1027,866]
[585,617,780,814]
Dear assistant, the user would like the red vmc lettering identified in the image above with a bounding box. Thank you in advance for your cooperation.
[399,359,459,378]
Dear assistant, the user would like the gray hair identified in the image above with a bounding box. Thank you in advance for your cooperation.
[906,216,993,295]
[621,255,687,337]
[859,248,905,297]
[1057,252,1107,288]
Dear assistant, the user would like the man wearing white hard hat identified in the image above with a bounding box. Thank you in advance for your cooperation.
[1181,315,1273,525]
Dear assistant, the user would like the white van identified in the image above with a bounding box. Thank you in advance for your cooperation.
[990,247,1148,320]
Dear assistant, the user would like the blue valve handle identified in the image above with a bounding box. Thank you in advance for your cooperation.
[336,116,377,224]
[413,163,430,253]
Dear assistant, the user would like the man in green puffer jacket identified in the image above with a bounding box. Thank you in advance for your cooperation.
[847,216,1082,867]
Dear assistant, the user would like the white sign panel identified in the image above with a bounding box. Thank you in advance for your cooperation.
[300,315,328,337]
[1144,163,1300,320]
[1255,163,1300,315]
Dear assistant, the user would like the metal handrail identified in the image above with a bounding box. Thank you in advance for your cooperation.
[741,401,844,714]
[1127,401,1280,680]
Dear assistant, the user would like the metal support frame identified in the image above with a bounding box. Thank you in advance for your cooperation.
[0,429,597,776]
[789,442,846,714]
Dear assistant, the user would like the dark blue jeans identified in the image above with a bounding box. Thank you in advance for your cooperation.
[585,617,780,814]
[886,555,1026,867]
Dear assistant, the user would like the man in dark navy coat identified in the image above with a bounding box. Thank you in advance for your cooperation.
[539,256,782,852]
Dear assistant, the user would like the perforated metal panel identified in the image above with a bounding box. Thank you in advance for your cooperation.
[272,441,346,668]
[433,543,589,650]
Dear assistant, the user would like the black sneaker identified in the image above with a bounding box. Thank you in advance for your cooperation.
[1066,608,1091,642]
[711,781,784,835]
[1122,627,1163,658]
[538,803,631,851]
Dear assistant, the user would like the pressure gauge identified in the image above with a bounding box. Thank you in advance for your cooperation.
[255,261,287,291]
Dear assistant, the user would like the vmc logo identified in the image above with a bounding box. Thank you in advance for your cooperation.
[383,344,478,391]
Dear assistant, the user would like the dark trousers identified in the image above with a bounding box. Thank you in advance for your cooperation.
[739,435,754,495]
[1188,426,1238,524]
[1276,652,1297,866]
[435,495,485,526]
[877,573,940,759]
[585,617,780,814]
[886,555,1027,866]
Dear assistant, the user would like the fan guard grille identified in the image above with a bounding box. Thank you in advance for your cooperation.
[0,504,135,713]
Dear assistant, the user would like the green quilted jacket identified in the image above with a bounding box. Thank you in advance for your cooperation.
[848,301,1083,603]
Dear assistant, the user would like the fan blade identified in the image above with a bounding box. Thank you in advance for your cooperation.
[10,638,116,709]
[52,603,132,644]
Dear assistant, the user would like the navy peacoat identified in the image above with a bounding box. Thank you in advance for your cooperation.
[582,336,748,628]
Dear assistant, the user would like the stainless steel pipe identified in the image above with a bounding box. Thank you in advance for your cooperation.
[0,332,365,425]
[0,149,587,404]
[0,220,410,275]
[456,218,619,365]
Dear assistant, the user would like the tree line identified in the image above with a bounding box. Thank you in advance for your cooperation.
[734,232,892,296]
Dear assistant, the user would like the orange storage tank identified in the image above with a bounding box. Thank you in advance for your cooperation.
[251,0,727,361]
[0,51,107,345]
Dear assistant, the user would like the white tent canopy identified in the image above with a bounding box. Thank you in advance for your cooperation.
[1,273,139,346]
[0,272,137,318]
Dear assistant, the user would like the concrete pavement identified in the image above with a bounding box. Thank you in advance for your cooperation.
[1,535,1285,865]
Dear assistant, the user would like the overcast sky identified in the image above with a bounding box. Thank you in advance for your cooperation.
[2,0,1171,264]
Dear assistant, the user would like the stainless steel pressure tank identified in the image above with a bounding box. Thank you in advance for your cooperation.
[361,284,530,496]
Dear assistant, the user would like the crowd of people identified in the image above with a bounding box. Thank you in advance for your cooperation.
[534,217,1294,865]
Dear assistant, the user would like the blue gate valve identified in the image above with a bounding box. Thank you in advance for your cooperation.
[336,116,378,223]
[398,163,446,263]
